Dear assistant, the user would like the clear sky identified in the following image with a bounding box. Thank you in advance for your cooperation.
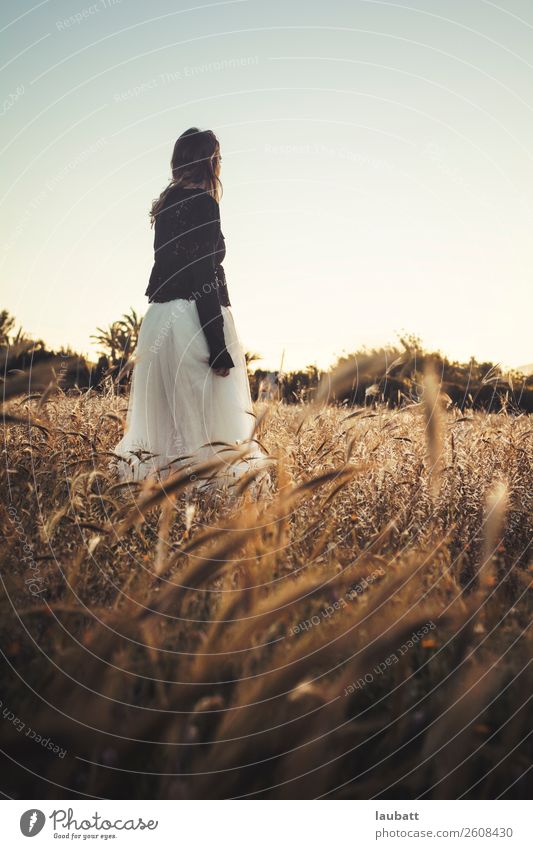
[1,0,532,371]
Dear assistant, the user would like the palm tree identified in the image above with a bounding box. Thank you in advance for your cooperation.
[0,310,16,345]
[244,350,262,376]
[91,308,143,366]
[120,308,143,352]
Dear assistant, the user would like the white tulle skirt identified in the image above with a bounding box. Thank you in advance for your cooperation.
[113,299,265,485]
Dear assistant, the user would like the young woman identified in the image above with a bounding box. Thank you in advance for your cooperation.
[113,127,262,483]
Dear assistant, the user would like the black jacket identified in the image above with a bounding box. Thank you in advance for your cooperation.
[145,185,234,369]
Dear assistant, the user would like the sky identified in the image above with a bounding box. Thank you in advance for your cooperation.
[1,0,532,371]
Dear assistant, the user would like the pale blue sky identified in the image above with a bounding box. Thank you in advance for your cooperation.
[1,0,532,369]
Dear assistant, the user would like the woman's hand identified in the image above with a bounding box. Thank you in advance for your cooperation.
[213,367,230,377]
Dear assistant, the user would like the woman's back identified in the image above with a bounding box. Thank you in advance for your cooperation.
[146,185,225,304]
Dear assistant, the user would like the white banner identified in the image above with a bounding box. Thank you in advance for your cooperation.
[2,800,530,847]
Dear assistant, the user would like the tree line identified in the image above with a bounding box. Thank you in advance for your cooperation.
[1,309,531,412]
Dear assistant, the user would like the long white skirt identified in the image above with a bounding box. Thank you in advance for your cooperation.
[113,299,264,484]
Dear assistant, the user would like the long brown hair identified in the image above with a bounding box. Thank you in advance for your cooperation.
[150,127,222,225]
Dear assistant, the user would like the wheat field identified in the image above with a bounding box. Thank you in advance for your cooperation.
[1,386,531,799]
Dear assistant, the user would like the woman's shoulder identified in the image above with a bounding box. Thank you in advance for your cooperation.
[186,191,220,225]
[190,189,219,210]
[167,183,218,203]
[166,185,219,219]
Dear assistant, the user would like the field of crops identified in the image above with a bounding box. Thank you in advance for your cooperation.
[1,388,531,799]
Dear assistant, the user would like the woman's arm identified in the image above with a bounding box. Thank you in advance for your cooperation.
[187,194,234,370]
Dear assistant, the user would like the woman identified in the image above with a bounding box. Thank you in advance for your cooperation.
[114,127,262,484]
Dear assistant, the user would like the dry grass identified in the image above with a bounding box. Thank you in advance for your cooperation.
[0,387,531,799]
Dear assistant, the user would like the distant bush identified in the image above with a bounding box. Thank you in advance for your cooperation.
[251,334,533,412]
[2,310,531,410]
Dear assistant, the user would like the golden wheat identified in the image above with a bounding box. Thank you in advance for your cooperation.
[0,386,531,799]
